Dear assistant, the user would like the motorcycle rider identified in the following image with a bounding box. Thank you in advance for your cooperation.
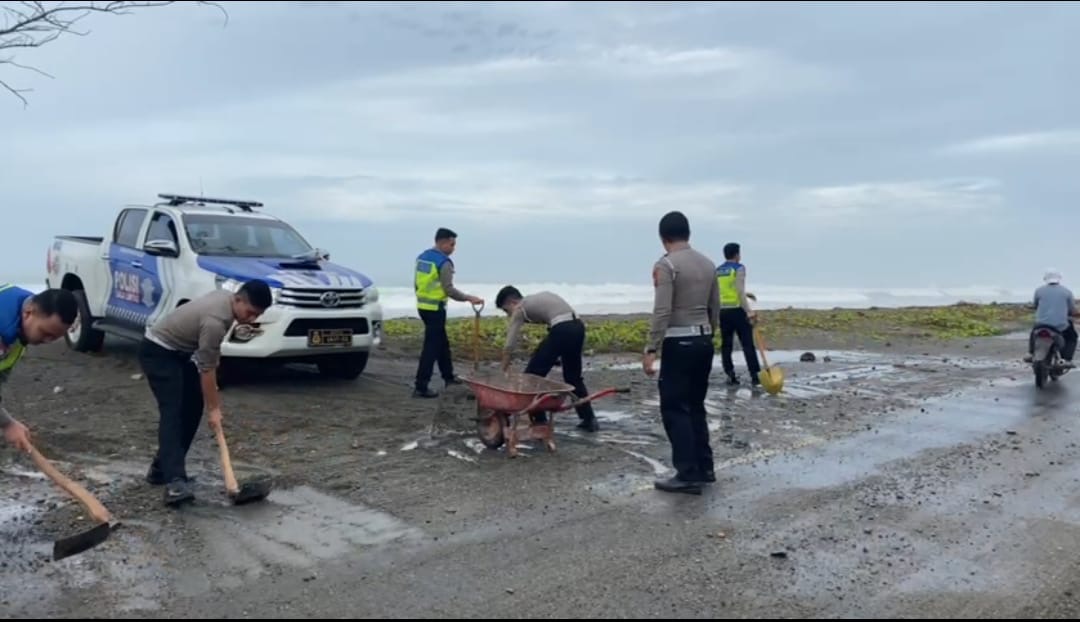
[1024,269,1078,366]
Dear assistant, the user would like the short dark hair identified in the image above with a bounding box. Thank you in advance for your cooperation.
[724,242,741,260]
[31,289,78,324]
[495,285,522,308]
[238,279,273,311]
[658,211,690,243]
[435,228,457,242]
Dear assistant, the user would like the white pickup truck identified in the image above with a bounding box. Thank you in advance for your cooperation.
[46,193,384,380]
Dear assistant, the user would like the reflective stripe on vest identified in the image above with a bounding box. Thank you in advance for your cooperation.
[415,250,449,311]
[0,284,25,373]
[716,262,741,307]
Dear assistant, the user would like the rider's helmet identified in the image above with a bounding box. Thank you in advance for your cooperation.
[1045,269,1063,285]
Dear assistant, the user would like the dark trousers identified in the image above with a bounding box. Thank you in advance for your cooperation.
[659,335,715,482]
[416,307,454,390]
[524,319,595,422]
[138,339,204,483]
[1029,322,1078,361]
[720,308,760,377]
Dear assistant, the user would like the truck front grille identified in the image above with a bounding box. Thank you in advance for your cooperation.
[284,318,370,336]
[277,288,365,309]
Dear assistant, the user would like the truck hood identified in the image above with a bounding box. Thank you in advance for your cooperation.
[197,256,374,290]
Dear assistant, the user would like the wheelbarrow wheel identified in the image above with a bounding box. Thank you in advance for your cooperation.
[477,407,506,450]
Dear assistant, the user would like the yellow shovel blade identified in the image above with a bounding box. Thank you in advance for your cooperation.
[760,366,785,395]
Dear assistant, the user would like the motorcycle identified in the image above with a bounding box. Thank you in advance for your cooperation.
[1031,326,1071,388]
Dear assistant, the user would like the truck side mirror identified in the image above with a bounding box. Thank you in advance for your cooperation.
[145,239,179,258]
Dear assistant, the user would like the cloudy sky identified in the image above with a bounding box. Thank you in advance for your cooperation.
[2,1,1077,290]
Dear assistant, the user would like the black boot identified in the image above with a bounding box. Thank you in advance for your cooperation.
[146,460,166,486]
[577,417,599,433]
[726,375,740,386]
[654,477,703,495]
[412,387,439,399]
[163,478,195,507]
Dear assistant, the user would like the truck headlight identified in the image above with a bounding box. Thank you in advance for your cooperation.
[232,323,263,342]
[365,286,379,303]
[215,276,242,293]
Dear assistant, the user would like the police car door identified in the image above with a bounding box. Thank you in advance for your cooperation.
[139,210,179,328]
[106,208,151,330]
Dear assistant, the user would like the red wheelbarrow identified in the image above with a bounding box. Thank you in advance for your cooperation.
[461,371,628,458]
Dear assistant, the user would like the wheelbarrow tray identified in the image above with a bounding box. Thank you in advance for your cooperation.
[461,371,575,413]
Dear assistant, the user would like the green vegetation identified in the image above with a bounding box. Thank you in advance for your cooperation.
[382,303,1031,361]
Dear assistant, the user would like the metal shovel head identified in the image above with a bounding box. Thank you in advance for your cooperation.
[229,479,272,505]
[760,366,785,395]
[53,521,111,561]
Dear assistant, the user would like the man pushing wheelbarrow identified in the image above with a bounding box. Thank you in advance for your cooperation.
[460,287,625,458]
[496,286,599,433]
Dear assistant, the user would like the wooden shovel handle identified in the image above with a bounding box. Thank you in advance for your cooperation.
[212,424,240,494]
[753,326,771,369]
[472,305,483,373]
[28,445,112,524]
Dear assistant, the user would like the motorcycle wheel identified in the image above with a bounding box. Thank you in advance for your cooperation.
[1035,361,1049,389]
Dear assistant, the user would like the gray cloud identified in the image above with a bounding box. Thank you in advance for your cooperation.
[1,1,1078,289]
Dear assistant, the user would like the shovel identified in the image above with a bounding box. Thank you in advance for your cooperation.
[471,301,485,373]
[753,326,785,395]
[211,422,271,505]
[27,443,116,561]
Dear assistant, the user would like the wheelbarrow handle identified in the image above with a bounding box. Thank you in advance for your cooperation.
[521,392,562,413]
[555,387,627,411]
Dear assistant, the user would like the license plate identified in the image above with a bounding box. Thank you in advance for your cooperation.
[308,328,353,348]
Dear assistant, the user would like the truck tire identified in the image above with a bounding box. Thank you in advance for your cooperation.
[317,352,369,380]
[65,290,105,353]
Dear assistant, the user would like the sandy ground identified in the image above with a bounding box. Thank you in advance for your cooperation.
[3,323,1080,618]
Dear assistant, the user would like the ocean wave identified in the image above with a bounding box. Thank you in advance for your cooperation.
[17,281,1030,320]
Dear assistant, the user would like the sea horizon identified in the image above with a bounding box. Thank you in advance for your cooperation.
[14,280,1032,320]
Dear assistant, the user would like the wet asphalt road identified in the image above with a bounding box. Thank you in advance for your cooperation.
[131,373,1080,617]
[6,342,1080,618]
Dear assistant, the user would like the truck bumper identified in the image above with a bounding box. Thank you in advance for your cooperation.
[220,302,383,359]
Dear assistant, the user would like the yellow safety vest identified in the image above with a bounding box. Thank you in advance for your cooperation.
[716,262,742,307]
[415,249,450,312]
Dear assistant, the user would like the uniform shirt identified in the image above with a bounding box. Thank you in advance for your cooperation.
[1034,284,1076,331]
[647,243,720,353]
[505,291,576,352]
[147,290,235,372]
[0,285,32,427]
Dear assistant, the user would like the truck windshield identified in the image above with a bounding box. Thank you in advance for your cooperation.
[183,214,314,258]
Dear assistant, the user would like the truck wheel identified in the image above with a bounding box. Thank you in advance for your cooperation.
[65,290,105,353]
[317,352,369,380]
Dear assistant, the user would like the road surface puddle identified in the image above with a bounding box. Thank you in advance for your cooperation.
[711,376,1043,500]
[185,485,423,573]
[1,471,424,615]
[605,350,878,372]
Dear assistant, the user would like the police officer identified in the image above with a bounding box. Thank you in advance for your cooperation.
[495,286,598,432]
[413,228,484,399]
[717,242,762,386]
[140,280,272,506]
[0,286,78,453]
[643,211,721,495]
